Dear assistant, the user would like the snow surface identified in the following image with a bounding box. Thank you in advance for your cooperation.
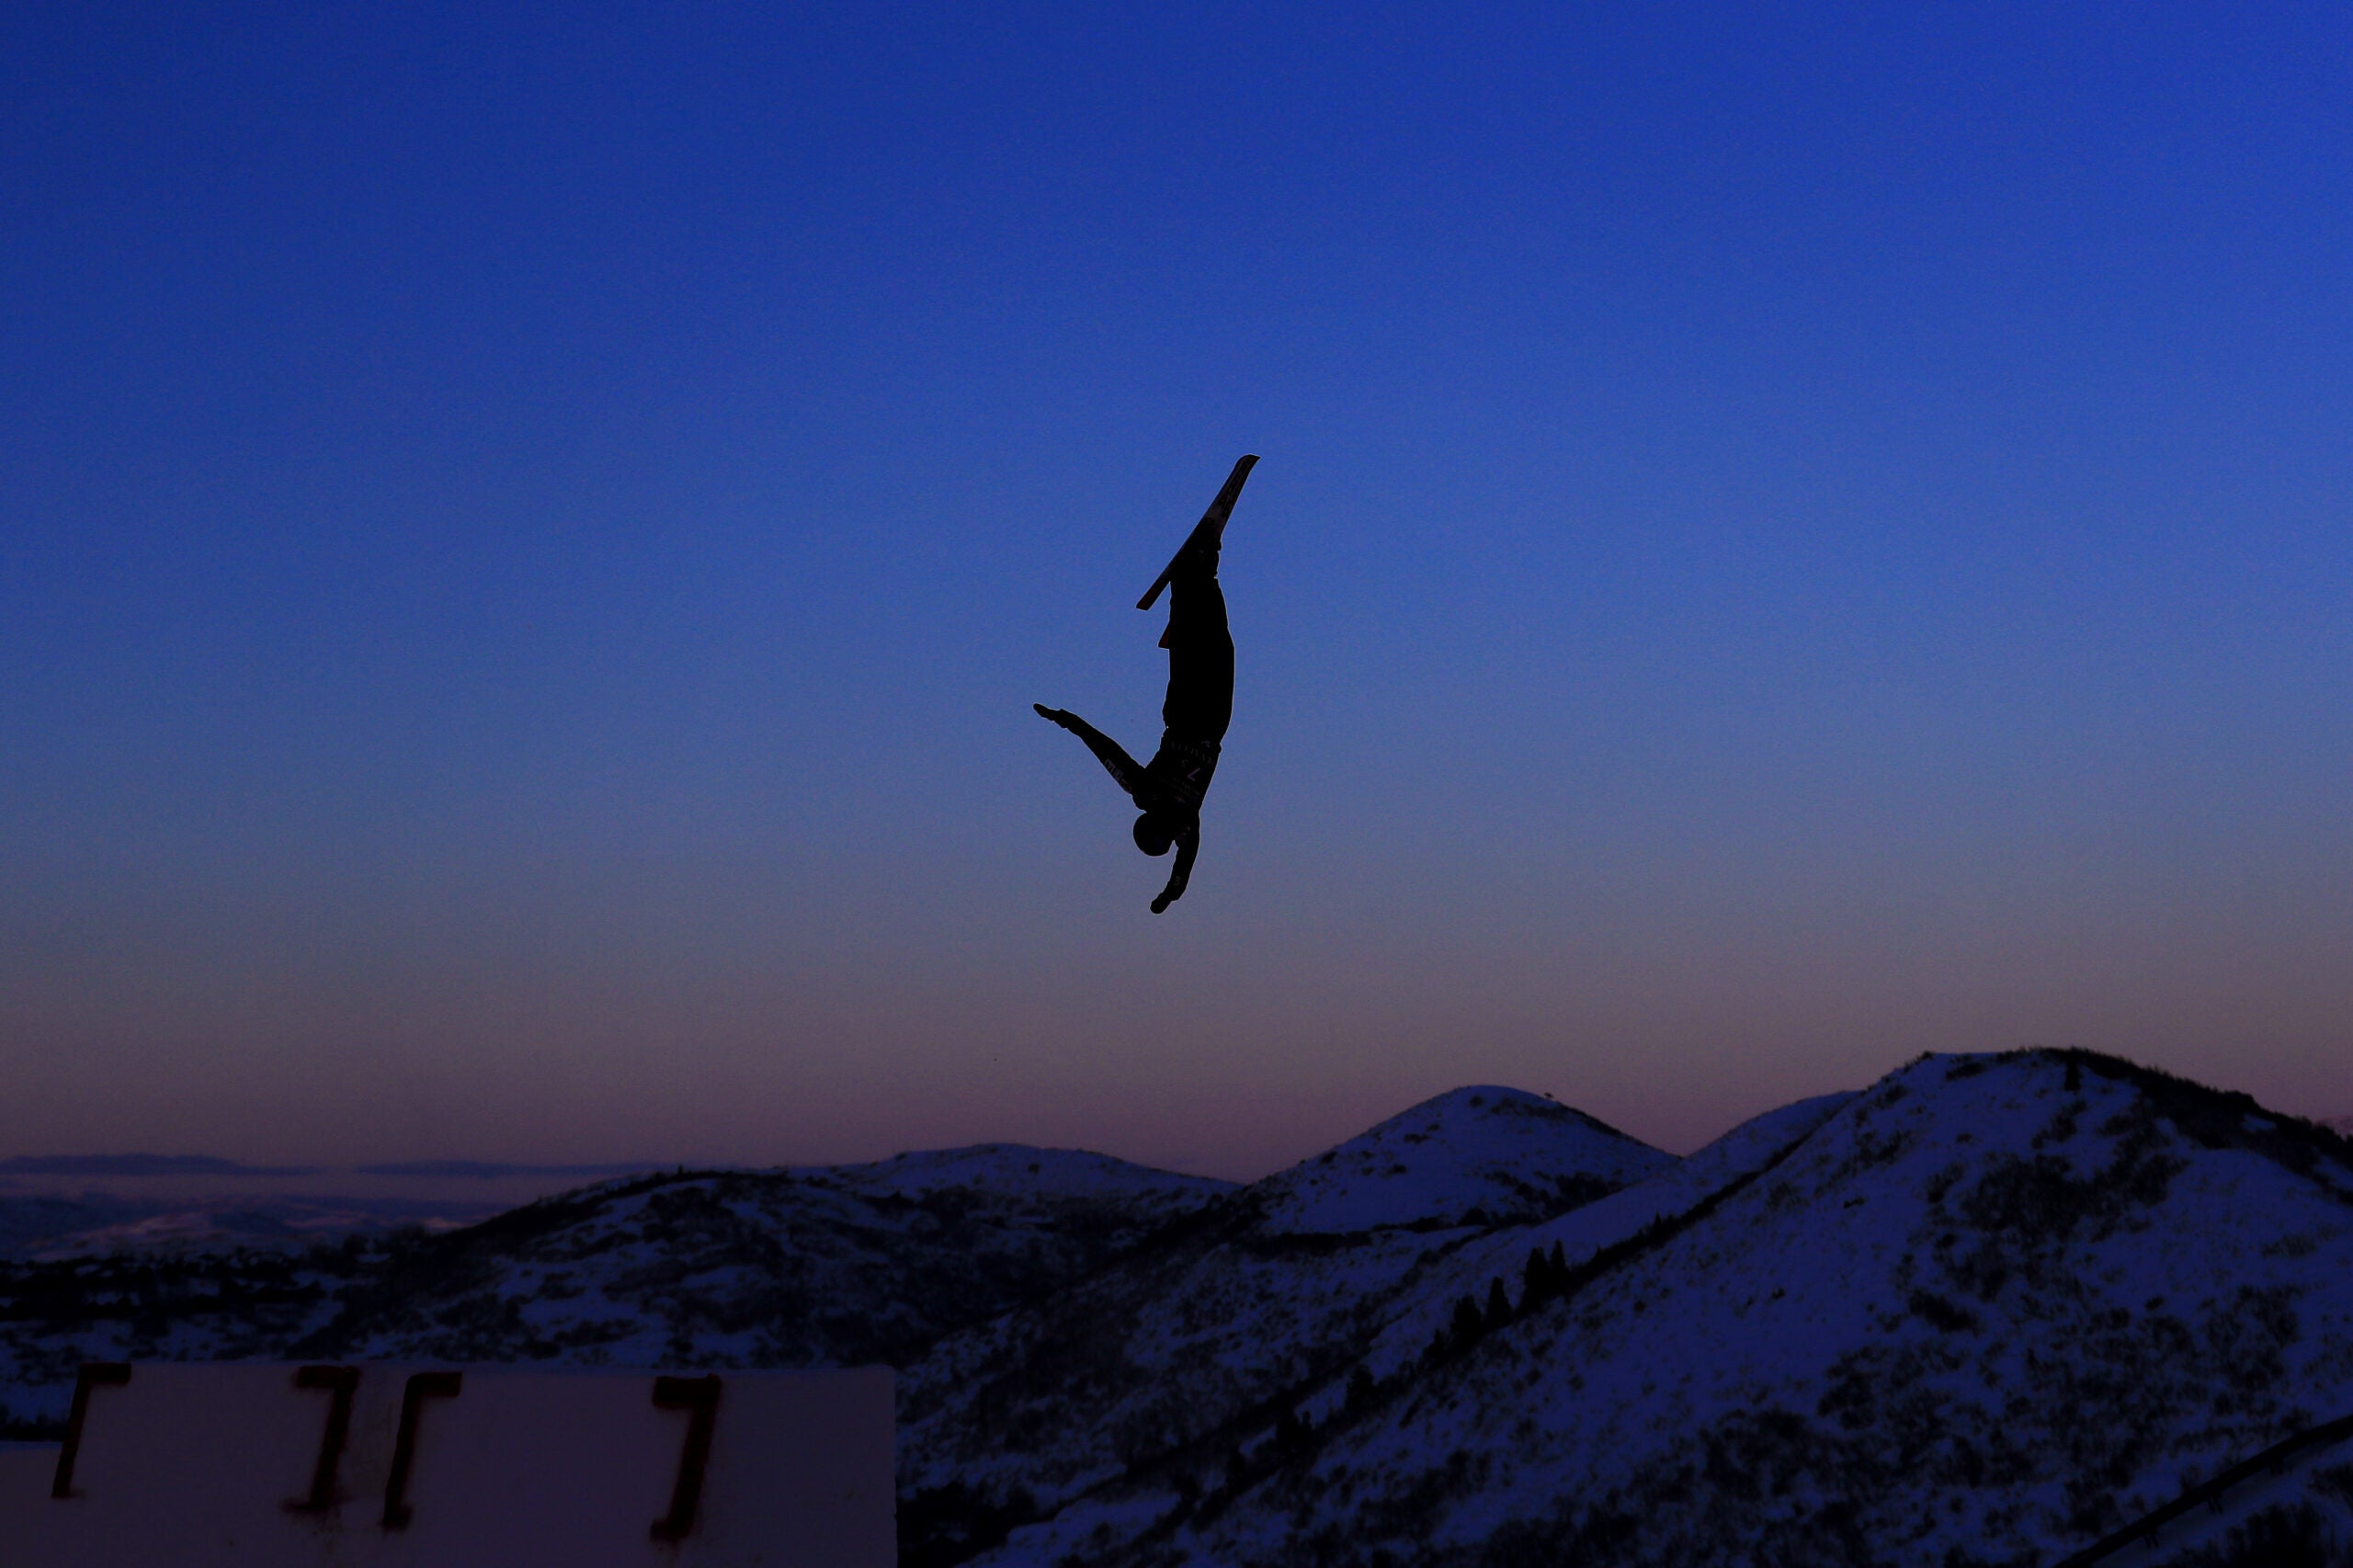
[983,1052,2353,1568]
[1338,1089,1860,1390]
[8,1059,2351,1568]
[1248,1086,1671,1234]
[0,1143,1225,1430]
[895,1086,1672,1513]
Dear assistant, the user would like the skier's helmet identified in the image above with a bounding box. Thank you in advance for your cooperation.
[1132,813,1175,857]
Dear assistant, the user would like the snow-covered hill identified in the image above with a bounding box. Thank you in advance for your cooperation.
[6,1056,2350,1567]
[0,1144,1227,1435]
[892,1088,1672,1560]
[969,1052,2353,1568]
[302,1145,1231,1369]
[1248,1086,1669,1234]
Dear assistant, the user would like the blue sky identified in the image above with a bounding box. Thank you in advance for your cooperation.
[4,3,2349,1175]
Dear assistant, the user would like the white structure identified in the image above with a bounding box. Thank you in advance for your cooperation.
[0,1362,893,1567]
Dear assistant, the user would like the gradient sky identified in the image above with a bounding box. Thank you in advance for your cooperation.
[5,3,2350,1178]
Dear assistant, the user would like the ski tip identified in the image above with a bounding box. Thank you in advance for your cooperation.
[1215,455,1258,503]
[1136,456,1260,610]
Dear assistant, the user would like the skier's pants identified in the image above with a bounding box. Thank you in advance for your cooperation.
[1161,562,1233,742]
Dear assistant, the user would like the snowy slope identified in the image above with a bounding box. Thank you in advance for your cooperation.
[986,1051,2353,1568]
[10,1060,2347,1567]
[0,1144,1226,1434]
[1248,1087,1672,1234]
[302,1147,1229,1370]
[1340,1089,1859,1390]
[893,1089,1674,1561]
[0,1248,361,1436]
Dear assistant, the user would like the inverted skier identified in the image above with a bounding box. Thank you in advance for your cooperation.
[1035,456,1256,913]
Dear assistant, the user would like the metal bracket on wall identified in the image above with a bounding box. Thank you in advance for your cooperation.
[285,1365,360,1514]
[649,1373,723,1541]
[49,1362,132,1500]
[381,1370,463,1529]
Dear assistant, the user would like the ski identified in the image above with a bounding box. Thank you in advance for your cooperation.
[1136,454,1258,611]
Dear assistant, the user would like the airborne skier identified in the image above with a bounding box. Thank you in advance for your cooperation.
[1035,456,1255,914]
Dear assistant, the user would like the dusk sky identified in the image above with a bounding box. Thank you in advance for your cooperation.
[5,3,2350,1178]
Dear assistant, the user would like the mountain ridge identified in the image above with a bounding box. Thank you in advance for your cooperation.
[6,1058,2351,1566]
[985,1050,2353,1568]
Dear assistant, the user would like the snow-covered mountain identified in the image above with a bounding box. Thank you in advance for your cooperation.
[966,1052,2353,1568]
[6,1055,2352,1566]
[0,1144,1227,1436]
[301,1145,1232,1369]
[1247,1086,1669,1234]
[893,1088,1672,1561]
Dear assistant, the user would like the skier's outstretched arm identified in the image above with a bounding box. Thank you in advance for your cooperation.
[1151,827,1199,914]
[1034,704,1145,797]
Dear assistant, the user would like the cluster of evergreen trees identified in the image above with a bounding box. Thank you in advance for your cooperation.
[1208,1240,1586,1511]
[1209,1159,1806,1517]
[1425,1239,1575,1368]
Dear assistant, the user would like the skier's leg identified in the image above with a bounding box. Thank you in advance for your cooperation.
[1035,704,1147,797]
[1159,558,1233,743]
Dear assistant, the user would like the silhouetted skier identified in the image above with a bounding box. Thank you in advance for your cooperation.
[1036,456,1254,913]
